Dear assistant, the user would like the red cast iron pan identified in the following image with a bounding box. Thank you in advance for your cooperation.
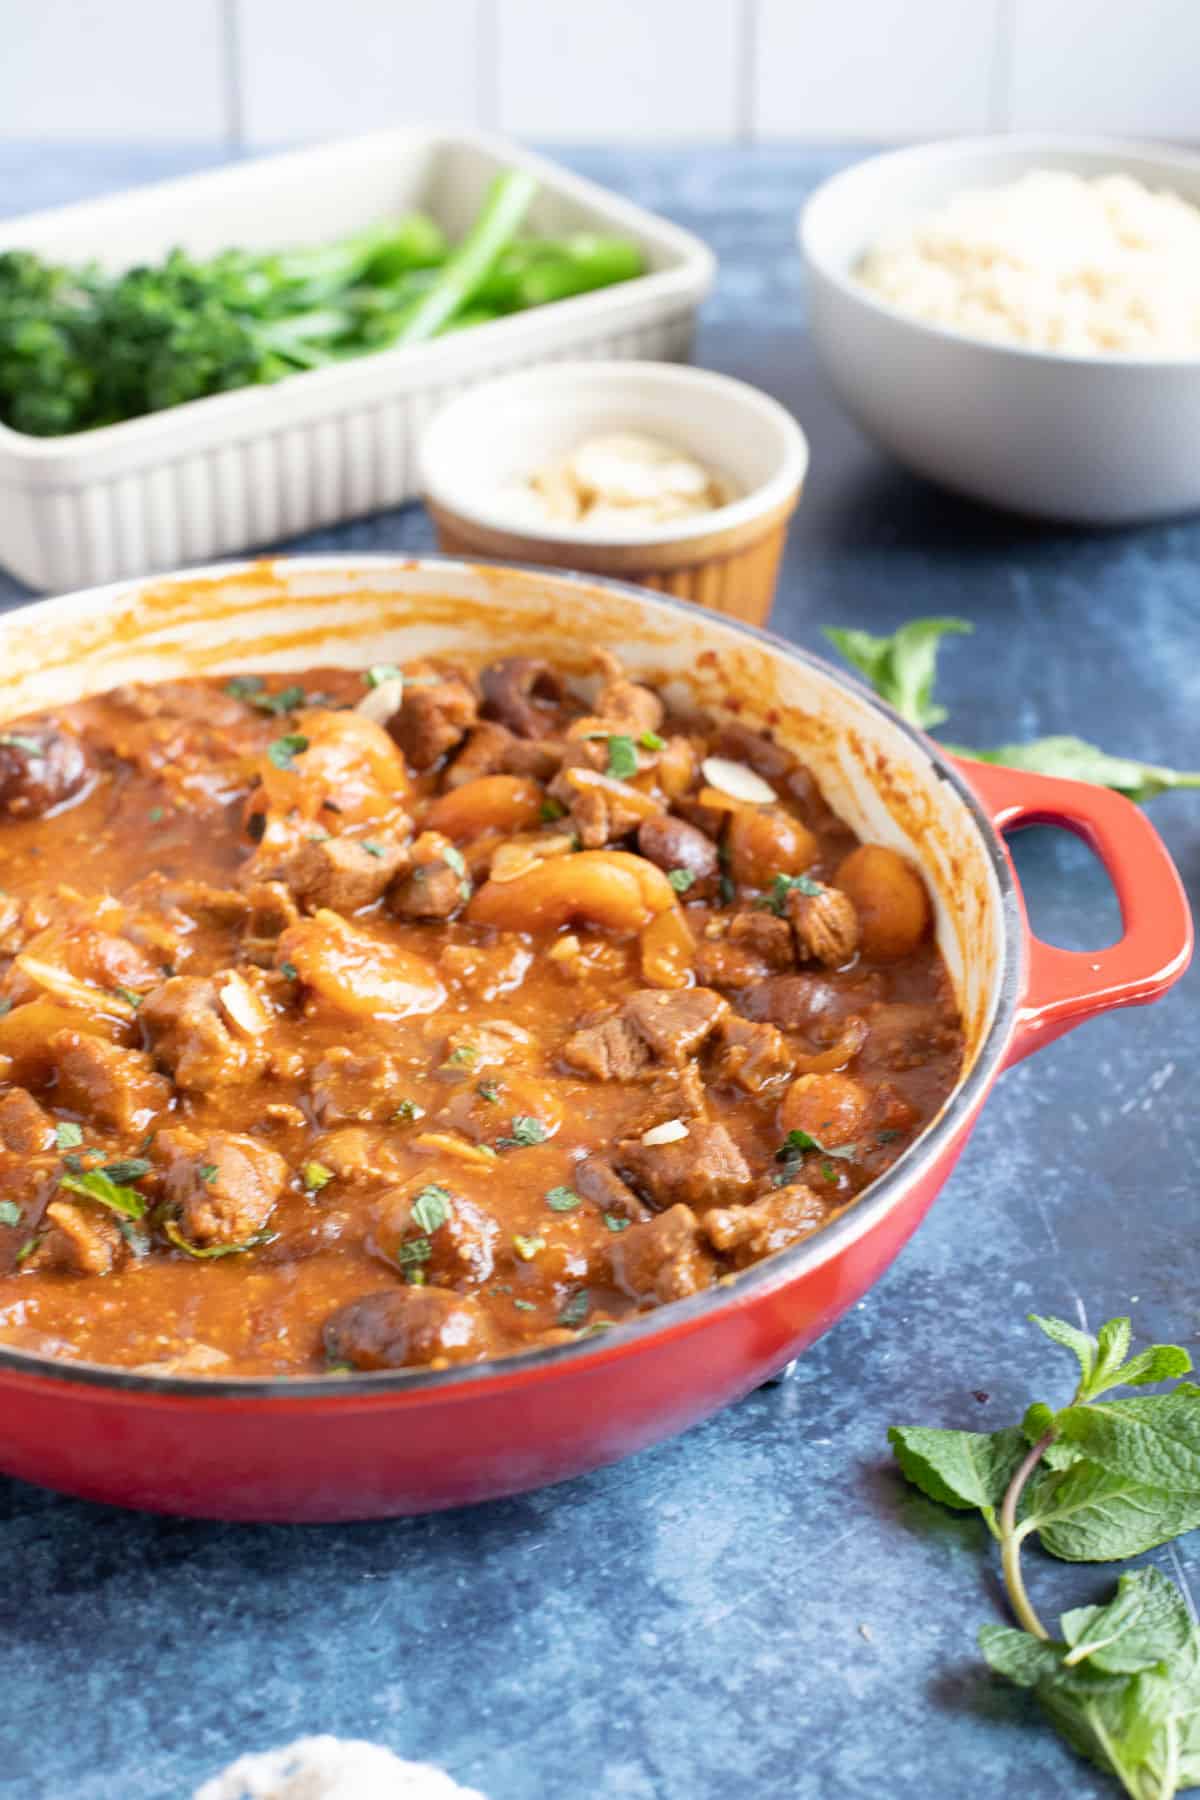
[0,557,1189,1520]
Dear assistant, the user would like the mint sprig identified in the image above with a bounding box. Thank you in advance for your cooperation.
[891,1313,1200,1797]
[824,618,1200,802]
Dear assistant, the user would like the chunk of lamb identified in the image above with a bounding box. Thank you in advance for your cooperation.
[562,987,728,1081]
[575,1157,650,1225]
[736,974,843,1033]
[28,1199,123,1276]
[713,1016,794,1094]
[158,1129,288,1247]
[389,669,478,770]
[0,727,89,819]
[305,1127,409,1190]
[0,1087,56,1154]
[388,831,468,920]
[49,1030,170,1134]
[693,941,774,990]
[636,815,719,897]
[548,765,654,850]
[787,881,860,968]
[369,1184,499,1289]
[242,881,301,966]
[711,721,795,783]
[608,1203,715,1304]
[616,1120,753,1212]
[727,911,794,970]
[858,1001,962,1073]
[446,722,562,787]
[593,652,664,736]
[628,1062,708,1136]
[310,1048,417,1125]
[703,1183,828,1266]
[141,973,271,1090]
[323,1286,496,1369]
[480,658,567,739]
[282,836,409,914]
[624,988,729,1064]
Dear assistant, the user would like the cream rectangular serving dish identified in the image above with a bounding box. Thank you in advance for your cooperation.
[0,128,716,593]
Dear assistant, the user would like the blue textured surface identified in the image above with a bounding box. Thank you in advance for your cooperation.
[0,143,1198,1800]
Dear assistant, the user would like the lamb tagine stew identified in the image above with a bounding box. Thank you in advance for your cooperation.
[0,648,962,1377]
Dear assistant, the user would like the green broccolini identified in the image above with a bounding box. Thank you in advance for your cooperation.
[0,175,645,438]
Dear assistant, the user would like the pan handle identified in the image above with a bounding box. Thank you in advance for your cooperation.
[952,756,1193,1067]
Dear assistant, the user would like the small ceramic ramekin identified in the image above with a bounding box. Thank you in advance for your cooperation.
[418,361,808,625]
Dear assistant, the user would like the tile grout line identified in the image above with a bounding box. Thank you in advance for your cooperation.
[988,0,1015,133]
[737,0,759,146]
[476,0,499,132]
[222,0,247,150]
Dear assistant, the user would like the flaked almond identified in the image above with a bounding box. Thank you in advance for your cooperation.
[355,676,405,726]
[13,955,137,1020]
[218,973,272,1038]
[640,1118,690,1147]
[413,1130,497,1169]
[534,832,578,861]
[700,756,777,806]
[489,842,544,884]
[563,766,659,818]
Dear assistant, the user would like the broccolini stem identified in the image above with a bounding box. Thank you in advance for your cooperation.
[395,170,537,345]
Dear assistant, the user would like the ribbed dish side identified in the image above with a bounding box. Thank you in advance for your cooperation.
[14,313,695,594]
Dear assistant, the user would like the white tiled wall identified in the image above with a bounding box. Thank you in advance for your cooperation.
[0,0,1194,144]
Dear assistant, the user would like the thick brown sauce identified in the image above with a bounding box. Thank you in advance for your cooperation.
[0,658,962,1376]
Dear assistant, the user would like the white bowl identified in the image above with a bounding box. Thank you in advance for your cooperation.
[0,128,715,594]
[800,134,1200,525]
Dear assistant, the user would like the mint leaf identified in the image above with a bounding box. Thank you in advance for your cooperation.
[961,736,1200,802]
[606,735,638,780]
[410,1184,451,1234]
[1023,1400,1059,1443]
[267,733,309,771]
[1033,1660,1142,1785]
[888,1424,1027,1513]
[823,618,972,729]
[496,1115,549,1150]
[1026,1314,1180,1405]
[164,1220,272,1259]
[978,1624,1066,1688]
[985,1608,1200,1791]
[1092,1316,1134,1388]
[59,1168,146,1221]
[1115,1345,1194,1390]
[1030,1312,1098,1390]
[1054,1386,1200,1494]
[1022,1458,1200,1562]
[761,871,821,916]
[1060,1568,1193,1675]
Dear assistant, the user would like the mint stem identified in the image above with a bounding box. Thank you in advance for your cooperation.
[1156,1719,1180,1800]
[998,1429,1056,1641]
[1087,1705,1146,1800]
